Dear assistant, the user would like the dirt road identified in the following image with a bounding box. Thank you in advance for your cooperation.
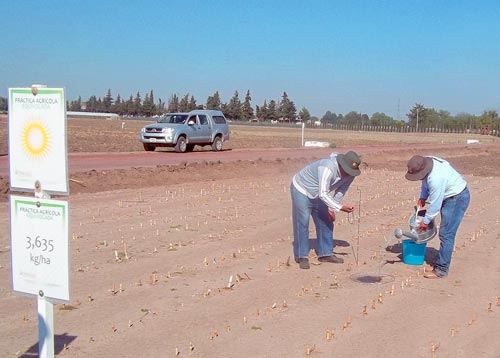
[0,142,485,177]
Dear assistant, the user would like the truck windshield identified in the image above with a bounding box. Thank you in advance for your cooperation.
[158,114,188,124]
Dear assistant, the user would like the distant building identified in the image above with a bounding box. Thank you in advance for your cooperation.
[67,111,119,120]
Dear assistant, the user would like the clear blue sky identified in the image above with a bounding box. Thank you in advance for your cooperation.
[2,0,499,118]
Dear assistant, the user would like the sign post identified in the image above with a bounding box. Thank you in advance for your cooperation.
[301,122,305,146]
[8,86,69,358]
[38,294,54,357]
[10,195,69,357]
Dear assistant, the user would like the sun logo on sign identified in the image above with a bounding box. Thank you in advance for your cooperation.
[20,120,52,158]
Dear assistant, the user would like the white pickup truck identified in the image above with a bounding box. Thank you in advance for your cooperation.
[140,110,230,152]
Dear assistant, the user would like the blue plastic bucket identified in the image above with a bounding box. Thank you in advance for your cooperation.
[402,239,427,265]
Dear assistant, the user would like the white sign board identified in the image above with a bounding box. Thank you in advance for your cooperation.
[304,140,330,148]
[10,195,69,301]
[8,87,69,194]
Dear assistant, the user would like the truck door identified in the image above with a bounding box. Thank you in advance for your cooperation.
[186,115,200,143]
[197,115,212,142]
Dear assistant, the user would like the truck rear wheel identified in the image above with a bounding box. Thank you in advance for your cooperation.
[211,136,223,151]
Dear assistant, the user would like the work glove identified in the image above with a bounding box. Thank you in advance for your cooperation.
[417,221,429,232]
[417,198,427,208]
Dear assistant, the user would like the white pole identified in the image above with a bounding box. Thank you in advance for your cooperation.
[416,108,419,132]
[301,122,305,146]
[38,294,54,358]
[35,183,55,358]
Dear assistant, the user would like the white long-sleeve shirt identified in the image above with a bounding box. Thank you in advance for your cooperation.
[420,156,467,224]
[292,153,355,212]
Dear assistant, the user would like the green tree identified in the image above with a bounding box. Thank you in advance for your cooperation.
[156,98,166,115]
[423,108,443,129]
[370,112,394,126]
[125,95,134,115]
[68,96,82,111]
[149,90,156,114]
[226,90,242,120]
[113,94,123,115]
[103,89,113,112]
[86,95,98,112]
[179,94,190,112]
[298,107,311,122]
[361,114,370,125]
[134,92,142,116]
[76,96,82,111]
[241,90,254,120]
[321,111,338,124]
[168,94,180,112]
[0,96,7,111]
[142,92,153,117]
[485,110,499,119]
[188,95,198,111]
[279,91,296,121]
[437,109,453,129]
[343,111,362,125]
[206,91,222,110]
[455,113,476,131]
[477,110,499,129]
[267,100,278,121]
[96,97,104,112]
[407,103,427,129]
[255,105,261,119]
[258,100,269,120]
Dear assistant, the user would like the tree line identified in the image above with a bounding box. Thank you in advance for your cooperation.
[0,90,498,132]
[322,105,499,133]
[65,89,299,123]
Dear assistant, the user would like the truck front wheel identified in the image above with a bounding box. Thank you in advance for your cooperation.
[175,136,187,153]
[143,143,155,152]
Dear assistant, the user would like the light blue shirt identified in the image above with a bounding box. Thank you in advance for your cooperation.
[420,156,467,224]
[292,152,355,212]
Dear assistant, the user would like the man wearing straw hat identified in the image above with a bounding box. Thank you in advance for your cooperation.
[291,151,362,269]
[405,155,470,279]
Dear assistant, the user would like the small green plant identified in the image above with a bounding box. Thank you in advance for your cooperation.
[329,142,337,148]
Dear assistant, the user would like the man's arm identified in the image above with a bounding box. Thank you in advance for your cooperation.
[317,166,342,212]
[423,176,446,224]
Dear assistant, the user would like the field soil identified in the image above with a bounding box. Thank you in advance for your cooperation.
[1,116,500,357]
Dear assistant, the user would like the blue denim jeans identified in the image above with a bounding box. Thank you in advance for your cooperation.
[434,187,470,277]
[291,184,334,260]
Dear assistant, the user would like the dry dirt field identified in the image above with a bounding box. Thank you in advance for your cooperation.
[1,115,500,357]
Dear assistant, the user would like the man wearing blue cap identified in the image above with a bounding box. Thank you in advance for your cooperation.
[291,151,361,269]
